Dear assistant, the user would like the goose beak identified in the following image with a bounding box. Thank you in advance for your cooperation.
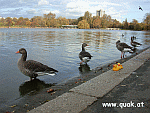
[16,51,20,53]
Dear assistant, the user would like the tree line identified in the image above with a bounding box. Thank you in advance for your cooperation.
[0,11,150,30]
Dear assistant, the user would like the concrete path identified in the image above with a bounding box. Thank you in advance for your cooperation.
[29,48,150,113]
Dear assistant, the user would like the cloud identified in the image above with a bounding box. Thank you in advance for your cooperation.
[26,9,37,14]
[51,10,60,14]
[38,0,49,6]
[0,0,147,22]
[66,0,93,18]
[65,0,129,21]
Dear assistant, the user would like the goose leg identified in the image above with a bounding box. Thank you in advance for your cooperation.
[121,52,123,59]
[30,77,33,81]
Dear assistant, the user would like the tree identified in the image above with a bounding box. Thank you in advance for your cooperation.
[44,12,56,19]
[0,17,5,26]
[93,16,102,28]
[32,16,46,27]
[84,11,92,28]
[112,19,121,28]
[107,15,113,27]
[123,18,129,29]
[132,19,139,30]
[44,12,56,27]
[78,16,84,23]
[143,13,150,30]
[57,16,69,27]
[26,20,31,27]
[5,17,12,26]
[78,20,90,29]
[17,17,24,25]
[68,19,78,25]
[30,17,38,27]
[101,14,111,28]
[12,17,18,25]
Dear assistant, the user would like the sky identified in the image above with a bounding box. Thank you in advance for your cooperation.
[0,0,150,22]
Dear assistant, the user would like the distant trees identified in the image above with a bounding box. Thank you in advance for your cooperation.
[143,13,150,30]
[0,11,149,30]
[78,20,90,29]
[93,16,102,28]
[123,18,128,29]
[5,17,12,26]
[78,12,120,29]
[129,19,142,31]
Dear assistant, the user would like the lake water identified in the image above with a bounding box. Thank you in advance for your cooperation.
[0,28,149,108]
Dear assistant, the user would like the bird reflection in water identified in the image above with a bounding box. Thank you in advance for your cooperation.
[78,64,91,73]
[19,79,54,96]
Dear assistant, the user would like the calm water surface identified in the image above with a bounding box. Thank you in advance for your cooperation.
[0,28,149,108]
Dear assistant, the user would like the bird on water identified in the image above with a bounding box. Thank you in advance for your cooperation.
[79,43,93,64]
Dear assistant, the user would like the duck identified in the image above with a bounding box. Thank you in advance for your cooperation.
[112,64,120,71]
[117,63,123,69]
[16,48,58,80]
[79,43,93,64]
[116,40,134,58]
[131,37,142,47]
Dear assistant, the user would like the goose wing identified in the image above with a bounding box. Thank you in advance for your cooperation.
[24,60,58,73]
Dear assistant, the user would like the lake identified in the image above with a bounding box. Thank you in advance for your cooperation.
[0,28,149,108]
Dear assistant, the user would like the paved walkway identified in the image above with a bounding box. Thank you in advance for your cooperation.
[29,48,150,113]
[80,53,150,113]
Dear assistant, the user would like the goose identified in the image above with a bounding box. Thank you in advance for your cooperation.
[79,43,93,64]
[116,40,134,58]
[16,48,58,80]
[131,37,142,47]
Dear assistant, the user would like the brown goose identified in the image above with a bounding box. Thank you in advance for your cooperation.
[16,48,58,80]
[131,37,142,47]
[116,40,134,58]
[79,43,93,64]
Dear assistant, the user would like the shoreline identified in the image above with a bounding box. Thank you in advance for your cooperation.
[0,27,148,31]
[1,46,150,113]
[29,46,150,113]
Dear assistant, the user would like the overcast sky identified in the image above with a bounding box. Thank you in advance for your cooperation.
[0,0,150,22]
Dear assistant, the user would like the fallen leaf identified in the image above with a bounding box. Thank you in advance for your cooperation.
[138,84,144,85]
[47,89,54,93]
[10,105,17,108]
[120,85,126,86]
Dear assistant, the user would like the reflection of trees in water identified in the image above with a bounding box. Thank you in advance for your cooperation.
[19,79,54,96]
[143,32,150,45]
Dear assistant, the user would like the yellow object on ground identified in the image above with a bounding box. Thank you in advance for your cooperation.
[113,63,123,71]
[112,64,120,71]
[117,63,123,69]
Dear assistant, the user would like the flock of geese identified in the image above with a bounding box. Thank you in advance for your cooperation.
[116,36,142,58]
[16,36,142,80]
